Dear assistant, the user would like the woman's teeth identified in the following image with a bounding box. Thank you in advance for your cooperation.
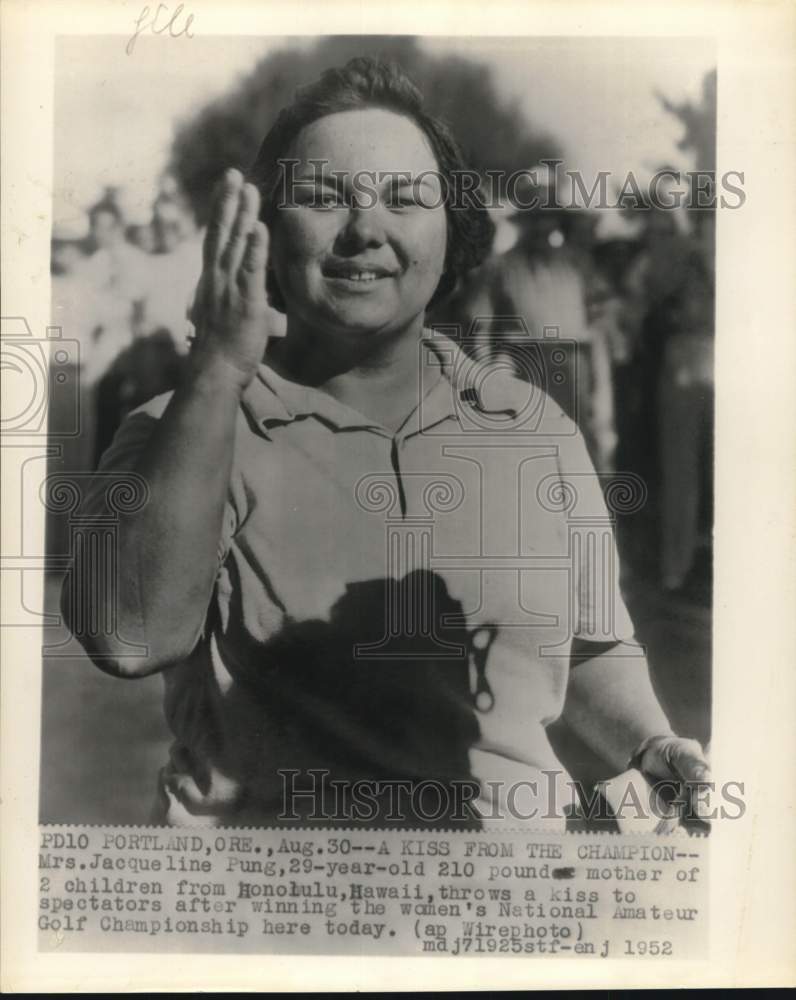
[343,272,378,281]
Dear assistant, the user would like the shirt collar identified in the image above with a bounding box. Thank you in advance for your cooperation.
[242,359,384,433]
[240,330,529,435]
[421,333,532,420]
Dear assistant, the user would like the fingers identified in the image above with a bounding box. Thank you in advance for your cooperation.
[220,182,261,279]
[201,168,265,321]
[189,169,270,380]
[203,168,244,269]
[238,221,269,301]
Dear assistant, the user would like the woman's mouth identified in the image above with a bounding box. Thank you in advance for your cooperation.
[322,261,397,284]
[335,271,380,283]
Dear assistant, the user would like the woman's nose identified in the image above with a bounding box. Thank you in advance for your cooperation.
[337,202,387,250]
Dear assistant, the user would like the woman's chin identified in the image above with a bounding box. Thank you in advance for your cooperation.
[316,301,421,338]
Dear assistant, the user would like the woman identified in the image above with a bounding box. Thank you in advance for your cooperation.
[64,57,710,829]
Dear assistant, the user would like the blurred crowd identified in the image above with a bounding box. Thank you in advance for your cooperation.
[49,173,714,598]
[432,176,715,596]
[50,181,202,464]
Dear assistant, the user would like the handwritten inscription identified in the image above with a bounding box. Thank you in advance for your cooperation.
[126,3,195,56]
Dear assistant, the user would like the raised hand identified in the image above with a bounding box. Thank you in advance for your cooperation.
[190,168,271,389]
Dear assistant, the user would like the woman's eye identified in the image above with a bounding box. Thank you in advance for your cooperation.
[389,192,422,209]
[312,190,348,209]
[295,190,345,209]
[389,187,437,210]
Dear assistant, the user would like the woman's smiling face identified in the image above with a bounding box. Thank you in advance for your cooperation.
[269,108,448,342]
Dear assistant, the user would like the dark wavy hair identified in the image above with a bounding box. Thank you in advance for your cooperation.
[248,56,495,312]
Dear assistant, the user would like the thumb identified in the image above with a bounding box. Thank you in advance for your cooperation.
[641,736,710,782]
[668,740,711,783]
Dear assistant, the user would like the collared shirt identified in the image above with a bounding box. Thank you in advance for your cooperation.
[90,333,635,829]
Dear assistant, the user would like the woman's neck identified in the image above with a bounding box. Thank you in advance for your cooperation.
[266,315,429,429]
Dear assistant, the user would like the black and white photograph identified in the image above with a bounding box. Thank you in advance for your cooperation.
[40,31,718,832]
[2,0,795,989]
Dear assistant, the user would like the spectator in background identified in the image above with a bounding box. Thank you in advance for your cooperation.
[51,219,94,358]
[49,219,98,553]
[144,202,203,355]
[81,193,151,383]
[587,234,651,571]
[92,329,186,462]
[656,238,714,592]
[90,197,194,463]
[635,207,714,592]
[444,195,616,471]
[126,222,157,254]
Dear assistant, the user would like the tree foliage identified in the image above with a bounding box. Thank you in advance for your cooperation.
[658,68,716,171]
[168,36,562,225]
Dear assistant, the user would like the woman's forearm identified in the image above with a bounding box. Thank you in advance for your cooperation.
[561,643,675,773]
[66,169,271,677]
[64,351,246,676]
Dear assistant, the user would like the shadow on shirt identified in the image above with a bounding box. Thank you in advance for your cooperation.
[222,570,492,829]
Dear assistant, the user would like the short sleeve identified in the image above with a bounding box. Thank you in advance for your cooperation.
[550,409,636,644]
[79,395,166,519]
[83,392,237,568]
